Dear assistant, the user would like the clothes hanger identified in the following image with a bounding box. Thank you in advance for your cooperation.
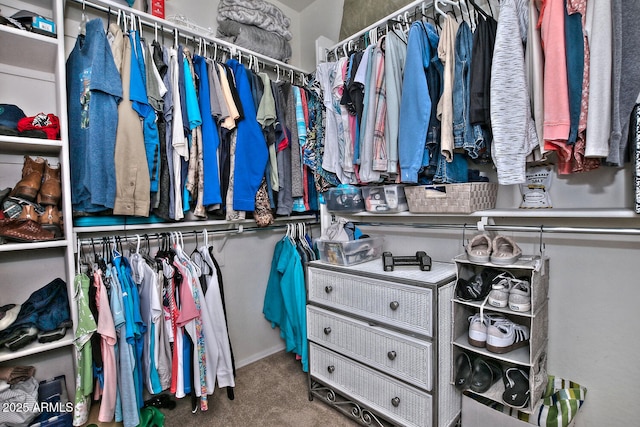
[434,0,449,19]
[467,0,490,19]
[79,0,87,36]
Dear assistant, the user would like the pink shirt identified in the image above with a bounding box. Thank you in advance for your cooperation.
[94,271,117,422]
[540,0,571,143]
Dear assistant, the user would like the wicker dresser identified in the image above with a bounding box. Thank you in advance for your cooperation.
[306,259,460,427]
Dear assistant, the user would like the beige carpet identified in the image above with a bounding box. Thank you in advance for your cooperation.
[85,350,360,427]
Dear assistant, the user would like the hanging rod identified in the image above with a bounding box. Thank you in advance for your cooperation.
[356,221,640,236]
[325,0,429,60]
[76,220,318,246]
[68,0,311,76]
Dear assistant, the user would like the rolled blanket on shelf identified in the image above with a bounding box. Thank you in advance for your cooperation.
[217,18,292,62]
[218,0,292,41]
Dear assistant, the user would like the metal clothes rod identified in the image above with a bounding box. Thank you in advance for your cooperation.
[68,0,311,76]
[357,222,640,236]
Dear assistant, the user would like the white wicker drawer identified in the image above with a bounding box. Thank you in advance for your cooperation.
[307,305,433,390]
[310,343,433,427]
[308,267,434,337]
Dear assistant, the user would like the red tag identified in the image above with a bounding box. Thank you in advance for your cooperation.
[151,0,164,19]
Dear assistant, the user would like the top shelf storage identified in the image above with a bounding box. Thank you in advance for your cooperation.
[0,24,58,75]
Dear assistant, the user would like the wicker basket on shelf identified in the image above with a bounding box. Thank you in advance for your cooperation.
[404,182,498,214]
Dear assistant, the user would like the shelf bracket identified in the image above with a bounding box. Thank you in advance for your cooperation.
[476,216,494,232]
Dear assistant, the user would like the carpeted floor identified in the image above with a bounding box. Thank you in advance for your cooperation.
[85,350,360,427]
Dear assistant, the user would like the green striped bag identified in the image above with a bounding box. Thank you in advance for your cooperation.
[537,376,587,427]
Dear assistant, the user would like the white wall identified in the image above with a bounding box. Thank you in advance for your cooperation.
[298,0,344,70]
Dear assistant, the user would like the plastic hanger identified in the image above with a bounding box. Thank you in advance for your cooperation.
[434,0,448,19]
[467,0,490,19]
[79,0,87,36]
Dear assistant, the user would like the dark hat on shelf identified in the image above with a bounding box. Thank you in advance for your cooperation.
[0,104,26,135]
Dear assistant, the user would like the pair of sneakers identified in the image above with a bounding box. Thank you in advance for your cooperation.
[487,273,531,312]
[468,312,530,354]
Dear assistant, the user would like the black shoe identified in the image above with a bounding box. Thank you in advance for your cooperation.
[144,393,176,410]
[502,367,530,408]
[470,357,502,393]
[454,352,474,391]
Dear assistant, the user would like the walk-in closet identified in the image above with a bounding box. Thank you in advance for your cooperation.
[0,0,636,426]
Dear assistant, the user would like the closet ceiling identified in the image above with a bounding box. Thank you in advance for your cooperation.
[277,0,316,12]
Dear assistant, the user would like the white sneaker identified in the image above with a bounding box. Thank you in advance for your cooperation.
[468,313,507,347]
[486,319,530,354]
[509,279,531,312]
[487,275,513,308]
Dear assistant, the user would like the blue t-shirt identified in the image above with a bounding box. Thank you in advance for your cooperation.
[129,31,160,193]
[66,18,122,212]
[194,55,222,206]
[226,59,269,211]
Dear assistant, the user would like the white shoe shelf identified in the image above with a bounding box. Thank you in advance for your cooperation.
[451,254,550,413]
[0,0,76,398]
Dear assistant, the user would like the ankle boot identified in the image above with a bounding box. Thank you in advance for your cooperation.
[11,156,45,202]
[38,161,61,206]
[18,204,39,222]
[39,205,62,237]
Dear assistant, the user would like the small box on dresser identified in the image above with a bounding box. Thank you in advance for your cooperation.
[306,258,460,427]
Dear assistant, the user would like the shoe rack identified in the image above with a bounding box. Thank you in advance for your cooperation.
[451,252,549,413]
[0,0,76,397]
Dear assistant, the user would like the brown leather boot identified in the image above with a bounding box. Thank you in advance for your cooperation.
[37,161,61,206]
[39,205,62,237]
[11,156,45,202]
[18,204,39,221]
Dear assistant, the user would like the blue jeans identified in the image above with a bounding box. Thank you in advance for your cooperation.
[453,22,485,159]
[423,23,444,175]
[433,153,469,183]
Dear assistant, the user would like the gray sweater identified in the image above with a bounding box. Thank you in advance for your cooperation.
[608,0,640,166]
[490,0,539,185]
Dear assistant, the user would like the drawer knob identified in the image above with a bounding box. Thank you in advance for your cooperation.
[325,285,333,293]
[391,397,400,407]
[323,327,331,335]
[327,365,335,374]
[387,351,397,360]
[389,301,400,310]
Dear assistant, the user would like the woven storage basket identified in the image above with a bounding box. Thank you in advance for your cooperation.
[405,182,498,214]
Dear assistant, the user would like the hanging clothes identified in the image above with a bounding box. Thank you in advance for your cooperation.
[94,268,118,422]
[384,27,407,175]
[398,22,434,183]
[490,0,539,185]
[227,59,270,212]
[194,55,223,208]
[72,273,97,426]
[66,18,122,213]
[262,234,308,372]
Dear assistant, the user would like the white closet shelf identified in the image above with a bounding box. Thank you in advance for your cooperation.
[0,239,68,253]
[0,135,63,154]
[346,208,638,219]
[0,25,58,74]
[72,214,318,234]
[0,329,73,363]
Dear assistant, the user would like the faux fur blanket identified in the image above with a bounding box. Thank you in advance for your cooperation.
[217,18,292,62]
[218,0,292,41]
